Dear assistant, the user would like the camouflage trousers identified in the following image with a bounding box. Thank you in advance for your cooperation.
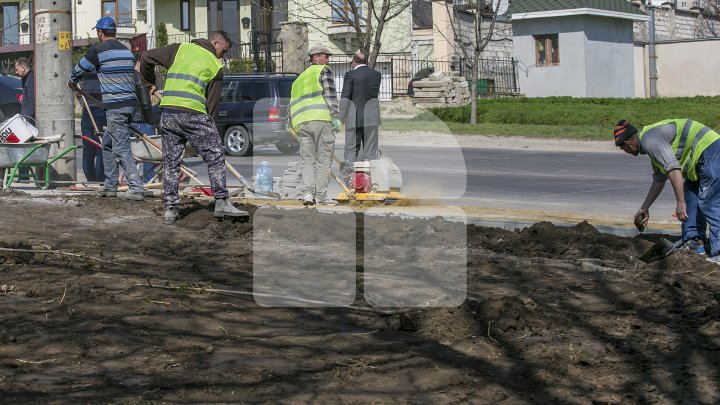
[160,110,228,207]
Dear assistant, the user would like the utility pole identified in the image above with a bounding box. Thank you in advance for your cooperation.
[33,0,76,183]
[647,2,658,98]
[147,0,156,48]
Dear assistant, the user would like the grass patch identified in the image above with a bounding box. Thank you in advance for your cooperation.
[384,96,720,140]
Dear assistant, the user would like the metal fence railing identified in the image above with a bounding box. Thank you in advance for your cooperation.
[328,54,395,101]
[389,57,458,98]
[390,56,519,97]
[147,32,283,74]
[473,57,519,96]
[327,54,519,100]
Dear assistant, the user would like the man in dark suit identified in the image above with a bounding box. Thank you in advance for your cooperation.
[339,52,382,177]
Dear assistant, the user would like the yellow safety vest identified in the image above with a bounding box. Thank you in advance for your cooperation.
[289,64,332,129]
[639,119,720,181]
[160,43,222,114]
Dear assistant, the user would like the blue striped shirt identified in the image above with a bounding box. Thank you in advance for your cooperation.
[69,39,137,109]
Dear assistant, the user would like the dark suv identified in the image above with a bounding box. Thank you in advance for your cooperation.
[0,74,22,120]
[218,73,297,156]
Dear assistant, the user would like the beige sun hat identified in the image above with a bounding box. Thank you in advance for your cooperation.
[308,45,333,56]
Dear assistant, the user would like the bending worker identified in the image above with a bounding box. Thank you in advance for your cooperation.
[289,45,341,206]
[614,119,720,263]
[140,31,249,224]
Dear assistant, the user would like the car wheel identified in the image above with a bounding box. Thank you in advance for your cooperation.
[275,141,299,155]
[223,125,252,157]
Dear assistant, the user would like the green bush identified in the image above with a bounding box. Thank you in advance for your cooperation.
[156,22,168,48]
[227,59,254,73]
[227,58,274,73]
[73,37,97,65]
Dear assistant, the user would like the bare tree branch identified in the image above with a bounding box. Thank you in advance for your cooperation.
[290,0,412,67]
[438,0,503,124]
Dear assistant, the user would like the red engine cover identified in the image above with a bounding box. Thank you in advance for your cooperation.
[351,172,371,193]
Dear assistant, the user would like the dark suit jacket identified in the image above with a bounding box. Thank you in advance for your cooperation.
[20,70,34,119]
[339,65,381,129]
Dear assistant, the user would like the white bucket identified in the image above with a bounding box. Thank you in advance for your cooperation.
[0,114,38,144]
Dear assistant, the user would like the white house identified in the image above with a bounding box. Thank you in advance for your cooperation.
[508,0,649,98]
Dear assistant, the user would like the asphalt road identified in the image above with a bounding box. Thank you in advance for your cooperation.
[73,132,678,229]
[211,139,677,221]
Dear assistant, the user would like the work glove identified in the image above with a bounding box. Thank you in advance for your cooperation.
[331,118,341,133]
[634,208,649,232]
[67,81,79,92]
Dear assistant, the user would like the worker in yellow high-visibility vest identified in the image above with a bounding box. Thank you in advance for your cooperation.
[289,45,341,206]
[615,119,720,263]
[140,31,249,224]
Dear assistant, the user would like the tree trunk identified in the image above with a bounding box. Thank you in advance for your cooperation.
[470,48,480,125]
[368,47,380,69]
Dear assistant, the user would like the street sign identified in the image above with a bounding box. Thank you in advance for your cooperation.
[59,31,72,50]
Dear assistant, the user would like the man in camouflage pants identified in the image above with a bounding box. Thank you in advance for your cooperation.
[140,31,248,224]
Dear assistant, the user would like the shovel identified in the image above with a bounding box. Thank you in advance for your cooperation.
[639,238,683,263]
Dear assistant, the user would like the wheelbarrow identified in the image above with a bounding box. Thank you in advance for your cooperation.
[1,137,81,189]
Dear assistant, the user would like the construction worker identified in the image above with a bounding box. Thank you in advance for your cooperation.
[78,72,106,183]
[68,16,145,200]
[140,31,249,224]
[614,119,720,263]
[131,53,157,183]
[289,45,341,206]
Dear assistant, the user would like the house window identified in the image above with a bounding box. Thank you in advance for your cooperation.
[0,3,19,45]
[534,34,559,66]
[181,0,190,31]
[412,0,432,30]
[208,0,239,42]
[102,0,132,27]
[331,0,361,23]
[136,0,147,23]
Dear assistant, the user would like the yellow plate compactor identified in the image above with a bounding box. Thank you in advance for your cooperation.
[288,126,407,204]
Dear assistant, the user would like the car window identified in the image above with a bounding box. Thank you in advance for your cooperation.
[221,81,237,102]
[237,80,270,102]
[277,80,293,99]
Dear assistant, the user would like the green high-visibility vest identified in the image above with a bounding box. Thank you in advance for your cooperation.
[160,42,223,114]
[289,64,332,129]
[639,119,720,181]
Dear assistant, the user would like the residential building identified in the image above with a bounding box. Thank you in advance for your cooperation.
[507,0,649,97]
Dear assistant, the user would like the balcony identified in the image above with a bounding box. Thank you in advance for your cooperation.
[327,23,366,39]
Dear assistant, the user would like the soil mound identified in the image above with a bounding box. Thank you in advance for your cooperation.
[2,194,720,403]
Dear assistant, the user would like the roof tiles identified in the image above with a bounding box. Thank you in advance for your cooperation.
[507,0,647,16]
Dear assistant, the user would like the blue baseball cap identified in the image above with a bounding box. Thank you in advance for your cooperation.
[93,16,116,30]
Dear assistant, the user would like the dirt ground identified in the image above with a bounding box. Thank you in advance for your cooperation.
[2,191,720,404]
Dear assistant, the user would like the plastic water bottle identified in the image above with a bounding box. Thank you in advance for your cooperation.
[256,161,273,192]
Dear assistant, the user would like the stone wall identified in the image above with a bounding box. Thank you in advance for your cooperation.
[633,6,720,41]
[452,13,514,60]
[481,20,514,60]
